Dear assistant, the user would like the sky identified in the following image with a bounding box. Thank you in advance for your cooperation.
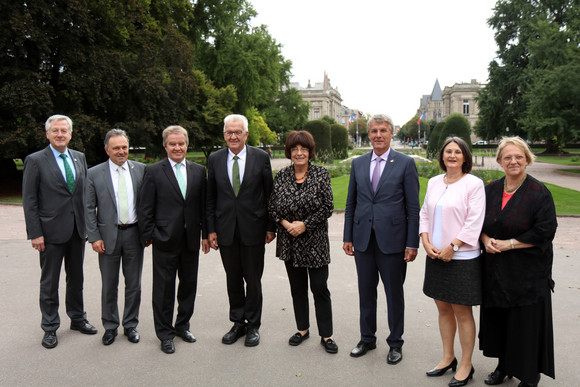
[250,0,499,126]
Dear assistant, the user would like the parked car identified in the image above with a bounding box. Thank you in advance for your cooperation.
[473,140,488,145]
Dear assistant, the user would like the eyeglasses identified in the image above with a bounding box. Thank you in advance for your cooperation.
[50,129,69,135]
[225,130,244,138]
[502,155,525,162]
[290,147,309,154]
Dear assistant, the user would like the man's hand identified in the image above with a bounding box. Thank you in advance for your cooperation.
[91,240,105,254]
[201,239,210,254]
[404,248,418,262]
[265,232,276,244]
[31,236,45,252]
[343,242,354,256]
[208,232,219,250]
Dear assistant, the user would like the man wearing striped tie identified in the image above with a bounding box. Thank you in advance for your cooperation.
[85,129,146,346]
[138,125,210,354]
[23,114,97,349]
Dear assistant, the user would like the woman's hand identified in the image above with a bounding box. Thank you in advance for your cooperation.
[438,245,455,262]
[423,241,441,260]
[483,237,501,254]
[286,221,306,237]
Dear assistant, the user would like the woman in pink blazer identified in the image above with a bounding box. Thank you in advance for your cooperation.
[419,137,485,387]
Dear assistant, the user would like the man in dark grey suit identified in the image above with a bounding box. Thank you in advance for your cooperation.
[343,114,420,364]
[23,114,98,349]
[207,114,276,347]
[139,125,210,354]
[86,129,146,346]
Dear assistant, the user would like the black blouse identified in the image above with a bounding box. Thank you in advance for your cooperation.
[268,163,334,268]
[481,174,557,308]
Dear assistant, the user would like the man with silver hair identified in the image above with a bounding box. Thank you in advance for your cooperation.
[207,114,276,347]
[86,129,146,346]
[343,113,420,364]
[23,114,97,349]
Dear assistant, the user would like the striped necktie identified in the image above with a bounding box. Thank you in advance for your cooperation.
[59,153,74,193]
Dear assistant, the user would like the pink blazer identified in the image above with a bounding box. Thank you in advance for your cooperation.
[419,173,485,251]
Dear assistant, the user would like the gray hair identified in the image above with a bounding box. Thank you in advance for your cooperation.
[223,114,248,132]
[162,125,189,147]
[104,129,129,148]
[368,114,394,133]
[45,115,73,133]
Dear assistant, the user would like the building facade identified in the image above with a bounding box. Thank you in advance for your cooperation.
[418,79,484,128]
[289,72,344,123]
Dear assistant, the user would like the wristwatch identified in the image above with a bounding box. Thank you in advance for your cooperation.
[450,243,459,252]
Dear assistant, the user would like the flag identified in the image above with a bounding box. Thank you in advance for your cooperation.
[348,112,354,126]
[417,112,426,125]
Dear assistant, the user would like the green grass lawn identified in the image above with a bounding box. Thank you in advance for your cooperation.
[331,175,580,215]
[535,156,580,165]
[559,169,580,174]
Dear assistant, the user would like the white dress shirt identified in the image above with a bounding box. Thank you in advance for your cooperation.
[109,160,137,224]
[227,146,247,186]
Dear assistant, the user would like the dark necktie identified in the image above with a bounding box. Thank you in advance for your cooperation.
[232,155,240,196]
[372,158,383,193]
[59,153,74,193]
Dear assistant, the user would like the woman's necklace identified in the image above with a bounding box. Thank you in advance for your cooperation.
[295,164,309,182]
[504,173,527,193]
[444,173,463,185]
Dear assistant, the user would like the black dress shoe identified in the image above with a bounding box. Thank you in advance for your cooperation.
[42,331,58,349]
[289,331,309,346]
[245,327,260,347]
[449,366,474,387]
[517,374,540,387]
[124,327,140,343]
[70,319,98,335]
[387,347,403,364]
[177,330,196,343]
[350,341,376,357]
[321,338,338,354]
[484,367,512,385]
[222,324,247,345]
[161,339,175,354]
[102,329,117,345]
[427,358,458,376]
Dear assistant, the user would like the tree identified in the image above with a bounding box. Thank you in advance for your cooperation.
[304,120,331,160]
[440,113,472,148]
[475,0,580,152]
[330,124,348,159]
[246,107,277,146]
[348,118,367,144]
[321,115,336,125]
[427,121,445,159]
[262,87,309,135]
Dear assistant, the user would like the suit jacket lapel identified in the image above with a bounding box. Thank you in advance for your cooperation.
[103,164,117,206]
[362,152,373,194]
[375,149,397,194]
[43,147,69,192]
[69,150,83,193]
[127,161,139,198]
[162,159,183,200]
[240,147,253,193]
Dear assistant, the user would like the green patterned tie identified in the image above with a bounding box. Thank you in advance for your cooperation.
[232,155,240,196]
[117,166,130,224]
[176,162,186,198]
[59,153,74,193]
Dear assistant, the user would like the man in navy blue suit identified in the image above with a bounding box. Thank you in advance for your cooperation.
[343,114,420,364]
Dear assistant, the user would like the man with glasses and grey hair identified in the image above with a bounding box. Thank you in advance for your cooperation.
[23,114,97,349]
[86,129,146,346]
[207,114,276,348]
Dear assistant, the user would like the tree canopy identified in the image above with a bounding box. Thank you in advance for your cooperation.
[475,0,580,153]
[0,0,306,171]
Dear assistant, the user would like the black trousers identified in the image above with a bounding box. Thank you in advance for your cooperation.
[284,261,333,338]
[354,230,407,348]
[152,235,199,341]
[98,226,144,330]
[39,230,86,332]
[219,226,265,328]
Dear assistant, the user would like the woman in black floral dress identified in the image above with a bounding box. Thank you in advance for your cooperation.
[268,130,337,354]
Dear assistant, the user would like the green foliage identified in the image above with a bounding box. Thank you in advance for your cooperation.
[246,107,277,146]
[440,113,472,146]
[427,121,445,158]
[475,0,580,151]
[262,88,309,135]
[321,115,336,125]
[304,120,332,160]
[330,124,349,159]
[348,118,367,144]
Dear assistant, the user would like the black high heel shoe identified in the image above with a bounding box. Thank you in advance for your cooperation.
[426,358,458,377]
[449,366,474,387]
[484,367,513,385]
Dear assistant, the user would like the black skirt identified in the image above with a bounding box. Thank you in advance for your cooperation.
[423,255,482,305]
[479,290,555,383]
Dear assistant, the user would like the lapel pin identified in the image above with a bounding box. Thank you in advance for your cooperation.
[390,160,394,163]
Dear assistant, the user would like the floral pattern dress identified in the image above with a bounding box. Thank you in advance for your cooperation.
[268,163,334,268]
